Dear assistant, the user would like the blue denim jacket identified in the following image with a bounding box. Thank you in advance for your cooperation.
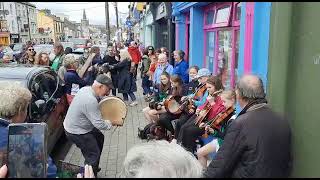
[173,60,189,84]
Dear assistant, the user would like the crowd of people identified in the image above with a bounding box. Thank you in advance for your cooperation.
[0,38,292,178]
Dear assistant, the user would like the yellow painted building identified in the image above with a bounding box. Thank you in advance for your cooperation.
[37,10,64,43]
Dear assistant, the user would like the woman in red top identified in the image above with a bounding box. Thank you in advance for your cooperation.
[177,76,225,154]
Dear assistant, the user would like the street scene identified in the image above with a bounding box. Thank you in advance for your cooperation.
[0,1,319,178]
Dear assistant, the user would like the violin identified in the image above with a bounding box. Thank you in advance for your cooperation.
[201,107,235,138]
[193,83,207,99]
[194,89,223,126]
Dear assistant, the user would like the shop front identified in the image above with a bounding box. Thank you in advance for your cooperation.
[172,2,271,90]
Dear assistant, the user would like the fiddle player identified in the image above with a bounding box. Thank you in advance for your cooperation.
[157,75,188,138]
[177,75,225,155]
[63,74,117,177]
[196,90,237,168]
[173,68,211,143]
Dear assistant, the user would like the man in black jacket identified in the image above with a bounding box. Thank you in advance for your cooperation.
[102,46,119,96]
[203,75,292,178]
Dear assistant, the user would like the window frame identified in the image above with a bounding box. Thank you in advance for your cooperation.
[232,2,241,27]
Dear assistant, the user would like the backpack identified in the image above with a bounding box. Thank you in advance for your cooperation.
[138,123,155,139]
[138,123,167,140]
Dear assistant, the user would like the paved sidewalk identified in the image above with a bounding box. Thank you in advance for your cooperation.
[63,78,149,178]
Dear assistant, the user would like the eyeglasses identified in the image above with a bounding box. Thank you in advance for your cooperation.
[28,49,34,51]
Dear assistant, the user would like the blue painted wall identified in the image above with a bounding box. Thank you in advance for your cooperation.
[236,2,247,114]
[251,2,271,92]
[237,2,247,79]
[175,14,186,52]
[189,6,204,67]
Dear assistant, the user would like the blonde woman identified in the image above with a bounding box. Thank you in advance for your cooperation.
[109,49,138,106]
[197,90,237,168]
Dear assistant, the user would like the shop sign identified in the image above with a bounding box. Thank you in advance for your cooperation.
[10,34,19,39]
[156,3,167,20]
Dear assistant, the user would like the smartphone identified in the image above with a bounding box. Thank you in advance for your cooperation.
[7,123,48,178]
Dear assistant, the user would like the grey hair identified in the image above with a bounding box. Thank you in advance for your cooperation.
[236,74,266,101]
[120,140,203,178]
[174,50,185,59]
[0,82,32,119]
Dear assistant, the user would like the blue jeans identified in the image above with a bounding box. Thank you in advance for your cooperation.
[142,75,152,95]
[123,92,136,102]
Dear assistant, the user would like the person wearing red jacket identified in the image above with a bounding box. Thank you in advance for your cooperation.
[128,41,142,79]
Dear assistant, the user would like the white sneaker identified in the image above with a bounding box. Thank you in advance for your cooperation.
[129,101,138,106]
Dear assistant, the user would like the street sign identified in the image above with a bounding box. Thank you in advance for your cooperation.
[125,20,132,27]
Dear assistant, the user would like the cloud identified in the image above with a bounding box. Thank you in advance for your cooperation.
[31,2,129,26]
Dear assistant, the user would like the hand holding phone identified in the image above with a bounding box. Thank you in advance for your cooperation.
[7,123,48,178]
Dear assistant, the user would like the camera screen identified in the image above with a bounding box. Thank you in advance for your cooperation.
[7,123,47,178]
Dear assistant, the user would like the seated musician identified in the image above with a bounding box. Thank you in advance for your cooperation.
[177,75,225,154]
[142,72,171,123]
[157,75,188,137]
[173,68,211,142]
[196,90,237,168]
[183,66,199,95]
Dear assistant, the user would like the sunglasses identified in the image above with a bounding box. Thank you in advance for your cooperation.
[148,49,153,51]
[28,49,34,51]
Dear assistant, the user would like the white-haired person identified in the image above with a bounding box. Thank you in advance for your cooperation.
[120,140,203,178]
[63,54,90,104]
[63,74,118,177]
[0,83,57,178]
[109,49,138,106]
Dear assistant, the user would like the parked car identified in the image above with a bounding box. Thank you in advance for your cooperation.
[68,38,87,49]
[10,43,24,61]
[0,64,68,153]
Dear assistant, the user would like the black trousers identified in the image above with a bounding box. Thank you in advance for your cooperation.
[133,64,139,80]
[174,112,193,139]
[158,112,181,134]
[65,128,104,176]
[177,115,205,153]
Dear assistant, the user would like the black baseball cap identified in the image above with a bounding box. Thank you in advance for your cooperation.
[95,74,114,89]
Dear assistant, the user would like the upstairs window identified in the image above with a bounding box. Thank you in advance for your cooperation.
[215,6,231,25]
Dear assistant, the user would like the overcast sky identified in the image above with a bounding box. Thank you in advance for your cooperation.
[31,2,130,26]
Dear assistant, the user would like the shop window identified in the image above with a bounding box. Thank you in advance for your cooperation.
[206,10,215,25]
[203,3,240,89]
[217,30,232,89]
[205,31,215,72]
[215,6,231,24]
